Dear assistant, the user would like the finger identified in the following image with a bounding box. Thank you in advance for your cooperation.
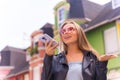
[108,54,118,57]
[109,55,118,59]
[105,54,117,59]
[47,40,53,47]
[101,55,118,61]
[51,43,59,49]
[45,40,49,47]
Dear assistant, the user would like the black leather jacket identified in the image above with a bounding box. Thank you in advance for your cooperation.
[41,51,108,80]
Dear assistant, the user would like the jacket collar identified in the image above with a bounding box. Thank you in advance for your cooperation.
[59,50,94,68]
[58,51,68,65]
[82,51,94,69]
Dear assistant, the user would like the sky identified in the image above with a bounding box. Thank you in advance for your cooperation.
[0,0,111,51]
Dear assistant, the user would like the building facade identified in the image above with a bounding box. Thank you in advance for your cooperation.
[0,46,29,80]
[27,23,54,80]
[53,0,120,80]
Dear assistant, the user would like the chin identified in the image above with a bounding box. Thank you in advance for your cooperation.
[64,41,73,45]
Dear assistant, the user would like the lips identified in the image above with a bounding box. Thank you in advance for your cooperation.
[63,36,72,40]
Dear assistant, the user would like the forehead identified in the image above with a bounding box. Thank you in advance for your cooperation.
[62,23,75,29]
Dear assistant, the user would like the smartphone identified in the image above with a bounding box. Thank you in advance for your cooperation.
[39,34,57,45]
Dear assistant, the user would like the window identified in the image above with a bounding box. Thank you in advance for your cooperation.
[112,0,120,9]
[104,27,120,54]
[57,7,65,27]
[24,74,29,80]
[33,66,40,80]
[59,8,65,21]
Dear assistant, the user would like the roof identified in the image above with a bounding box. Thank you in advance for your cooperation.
[82,0,105,20]
[1,46,25,53]
[40,23,54,38]
[0,46,26,66]
[68,0,104,20]
[7,61,29,78]
[68,0,85,19]
[0,46,29,78]
[0,49,10,66]
[85,2,120,32]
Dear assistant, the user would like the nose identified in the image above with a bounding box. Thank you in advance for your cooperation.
[63,29,70,34]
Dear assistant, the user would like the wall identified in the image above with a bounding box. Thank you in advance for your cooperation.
[86,22,120,70]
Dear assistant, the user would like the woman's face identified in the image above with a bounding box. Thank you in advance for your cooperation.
[60,23,78,45]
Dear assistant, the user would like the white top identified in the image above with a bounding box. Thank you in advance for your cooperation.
[65,62,83,80]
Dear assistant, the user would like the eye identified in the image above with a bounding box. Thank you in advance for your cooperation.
[68,27,74,31]
[60,29,66,34]
[62,29,66,32]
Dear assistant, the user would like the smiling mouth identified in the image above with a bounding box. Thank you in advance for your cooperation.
[64,36,72,39]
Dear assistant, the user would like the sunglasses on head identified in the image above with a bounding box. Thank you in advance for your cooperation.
[60,27,76,34]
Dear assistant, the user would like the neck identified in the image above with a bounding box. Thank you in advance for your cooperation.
[67,43,82,55]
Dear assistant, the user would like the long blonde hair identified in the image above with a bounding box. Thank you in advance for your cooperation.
[59,19,99,58]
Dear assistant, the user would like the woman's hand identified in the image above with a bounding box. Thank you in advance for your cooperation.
[45,40,59,56]
[98,54,118,62]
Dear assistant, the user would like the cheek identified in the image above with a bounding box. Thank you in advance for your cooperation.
[73,31,78,37]
[72,32,78,42]
[73,33,78,41]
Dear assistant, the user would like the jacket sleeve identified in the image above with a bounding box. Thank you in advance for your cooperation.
[95,60,108,80]
[41,54,53,80]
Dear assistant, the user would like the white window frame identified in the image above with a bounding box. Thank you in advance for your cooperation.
[104,27,120,54]
[112,0,120,9]
[33,66,40,80]
[24,74,29,80]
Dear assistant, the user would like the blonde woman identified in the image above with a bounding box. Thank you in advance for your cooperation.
[41,19,117,80]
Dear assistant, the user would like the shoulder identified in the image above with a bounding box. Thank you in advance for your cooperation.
[53,51,67,63]
[54,51,65,59]
[83,50,98,60]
